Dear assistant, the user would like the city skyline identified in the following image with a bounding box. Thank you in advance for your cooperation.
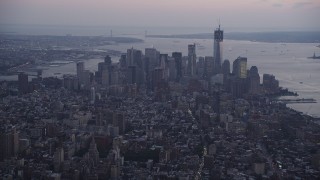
[1,34,319,178]
[1,17,320,178]
[1,0,320,31]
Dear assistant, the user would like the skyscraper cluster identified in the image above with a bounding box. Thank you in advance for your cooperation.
[66,45,203,95]
[61,25,280,100]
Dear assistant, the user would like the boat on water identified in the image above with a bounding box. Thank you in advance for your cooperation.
[308,52,320,59]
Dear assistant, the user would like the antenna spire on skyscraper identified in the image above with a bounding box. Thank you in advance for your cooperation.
[213,22,223,74]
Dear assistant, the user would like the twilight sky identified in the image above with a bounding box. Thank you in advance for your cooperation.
[1,0,319,30]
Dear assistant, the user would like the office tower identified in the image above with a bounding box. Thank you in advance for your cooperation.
[127,48,142,67]
[0,127,19,161]
[187,44,196,76]
[18,72,29,94]
[108,65,116,85]
[152,68,164,90]
[76,62,84,82]
[110,164,120,179]
[214,25,223,74]
[233,57,247,78]
[197,56,205,77]
[110,69,119,85]
[248,66,260,94]
[90,87,96,104]
[119,54,127,69]
[168,57,177,81]
[98,56,114,86]
[96,61,107,85]
[88,137,99,166]
[182,56,188,75]
[204,56,214,79]
[136,66,145,86]
[101,69,110,87]
[63,75,78,91]
[127,48,144,86]
[113,112,126,135]
[144,48,159,90]
[145,48,160,70]
[172,52,182,81]
[54,147,64,172]
[222,59,230,85]
[105,55,112,66]
[263,74,279,93]
[222,59,230,75]
[98,62,108,73]
[127,48,134,66]
[81,70,92,89]
[127,66,137,84]
[159,54,168,69]
[230,77,247,98]
[96,62,107,84]
[143,57,151,90]
[159,54,169,80]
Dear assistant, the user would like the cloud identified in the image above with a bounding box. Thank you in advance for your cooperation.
[272,3,283,7]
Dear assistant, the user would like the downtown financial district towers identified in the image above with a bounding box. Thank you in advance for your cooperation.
[65,26,279,101]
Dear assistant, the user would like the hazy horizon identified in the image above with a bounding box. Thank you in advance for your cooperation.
[1,0,320,32]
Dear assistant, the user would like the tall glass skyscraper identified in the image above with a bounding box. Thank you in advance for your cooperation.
[188,44,196,76]
[214,25,223,74]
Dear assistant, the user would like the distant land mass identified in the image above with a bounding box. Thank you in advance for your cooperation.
[148,31,320,43]
[0,34,143,44]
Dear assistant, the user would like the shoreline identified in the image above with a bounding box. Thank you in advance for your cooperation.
[267,88,319,119]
